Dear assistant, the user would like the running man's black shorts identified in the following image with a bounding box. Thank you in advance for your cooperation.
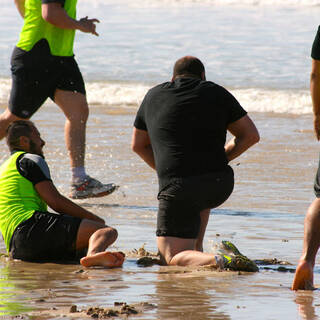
[156,166,234,239]
[9,39,86,119]
[9,211,82,262]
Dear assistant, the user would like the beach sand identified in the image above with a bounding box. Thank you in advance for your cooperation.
[0,104,319,319]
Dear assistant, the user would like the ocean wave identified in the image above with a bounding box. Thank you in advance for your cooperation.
[0,79,311,115]
[82,0,320,7]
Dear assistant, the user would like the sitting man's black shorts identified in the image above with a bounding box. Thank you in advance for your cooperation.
[9,211,82,262]
[9,39,86,119]
[156,166,234,239]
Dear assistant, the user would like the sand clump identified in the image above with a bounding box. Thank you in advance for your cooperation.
[77,302,155,318]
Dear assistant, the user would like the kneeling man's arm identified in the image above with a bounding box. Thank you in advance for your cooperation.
[225,114,260,162]
[131,128,156,170]
[35,181,105,224]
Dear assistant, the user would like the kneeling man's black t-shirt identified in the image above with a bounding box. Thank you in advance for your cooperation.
[134,78,247,190]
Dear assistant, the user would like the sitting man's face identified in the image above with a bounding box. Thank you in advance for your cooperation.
[27,126,45,156]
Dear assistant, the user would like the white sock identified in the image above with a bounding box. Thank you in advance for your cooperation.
[214,255,225,269]
[72,167,87,184]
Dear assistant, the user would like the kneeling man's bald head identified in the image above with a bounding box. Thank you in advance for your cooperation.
[173,56,205,80]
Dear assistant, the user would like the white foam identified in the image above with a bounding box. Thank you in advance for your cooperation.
[86,81,148,107]
[85,83,314,115]
[0,79,312,115]
[232,88,312,114]
[0,79,10,105]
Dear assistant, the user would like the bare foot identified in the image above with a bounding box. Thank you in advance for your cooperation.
[80,251,125,268]
[291,260,315,290]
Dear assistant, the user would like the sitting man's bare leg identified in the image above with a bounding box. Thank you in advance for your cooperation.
[76,219,125,268]
[157,236,223,267]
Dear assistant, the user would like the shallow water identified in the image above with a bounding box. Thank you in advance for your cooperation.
[1,0,320,318]
[0,105,319,319]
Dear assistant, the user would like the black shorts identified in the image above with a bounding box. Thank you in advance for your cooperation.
[314,154,320,198]
[156,166,234,239]
[9,39,86,119]
[9,211,82,262]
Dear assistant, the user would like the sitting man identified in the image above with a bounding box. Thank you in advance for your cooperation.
[0,120,124,267]
[132,56,259,267]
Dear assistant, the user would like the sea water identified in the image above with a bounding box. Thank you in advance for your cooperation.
[0,0,320,319]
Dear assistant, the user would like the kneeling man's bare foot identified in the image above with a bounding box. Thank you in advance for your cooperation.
[291,260,315,290]
[80,251,125,268]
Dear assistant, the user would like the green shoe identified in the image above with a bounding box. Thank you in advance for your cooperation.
[221,240,242,255]
[222,254,259,272]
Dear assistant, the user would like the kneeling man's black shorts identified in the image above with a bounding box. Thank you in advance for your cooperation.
[157,166,234,239]
[9,211,82,262]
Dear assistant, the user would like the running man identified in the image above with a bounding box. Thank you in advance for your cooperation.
[132,56,259,267]
[0,0,117,199]
[292,26,320,290]
[0,120,124,267]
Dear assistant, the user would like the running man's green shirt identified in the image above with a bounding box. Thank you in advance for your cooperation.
[17,0,77,56]
[0,152,49,252]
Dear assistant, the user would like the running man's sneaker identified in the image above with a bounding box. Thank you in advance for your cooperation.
[70,176,119,199]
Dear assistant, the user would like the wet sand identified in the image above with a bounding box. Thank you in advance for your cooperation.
[0,104,319,319]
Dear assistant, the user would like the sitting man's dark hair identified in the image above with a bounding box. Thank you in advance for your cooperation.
[173,56,205,80]
[6,120,34,152]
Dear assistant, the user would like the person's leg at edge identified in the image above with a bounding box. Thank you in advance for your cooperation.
[76,219,125,268]
[54,89,88,180]
[157,236,223,267]
[0,108,26,139]
[292,198,320,290]
[195,208,210,252]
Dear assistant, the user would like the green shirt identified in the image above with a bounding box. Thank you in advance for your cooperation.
[0,152,47,252]
[16,0,77,56]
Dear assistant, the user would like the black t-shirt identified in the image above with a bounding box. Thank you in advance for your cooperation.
[312,26,320,60]
[134,78,247,189]
[42,0,65,5]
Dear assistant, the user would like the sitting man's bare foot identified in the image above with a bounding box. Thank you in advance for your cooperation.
[80,251,125,268]
[291,260,315,290]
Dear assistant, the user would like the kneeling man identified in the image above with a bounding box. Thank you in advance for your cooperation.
[132,56,259,267]
[0,120,124,267]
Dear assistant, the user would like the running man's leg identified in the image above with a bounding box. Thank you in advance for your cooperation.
[195,208,210,252]
[76,219,124,268]
[54,89,118,199]
[292,198,320,290]
[157,236,222,267]
[54,89,88,169]
[0,108,26,139]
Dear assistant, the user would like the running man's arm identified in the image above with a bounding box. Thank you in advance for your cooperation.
[225,114,260,162]
[42,2,99,35]
[35,181,105,224]
[311,59,320,140]
[131,128,156,170]
[14,0,25,18]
